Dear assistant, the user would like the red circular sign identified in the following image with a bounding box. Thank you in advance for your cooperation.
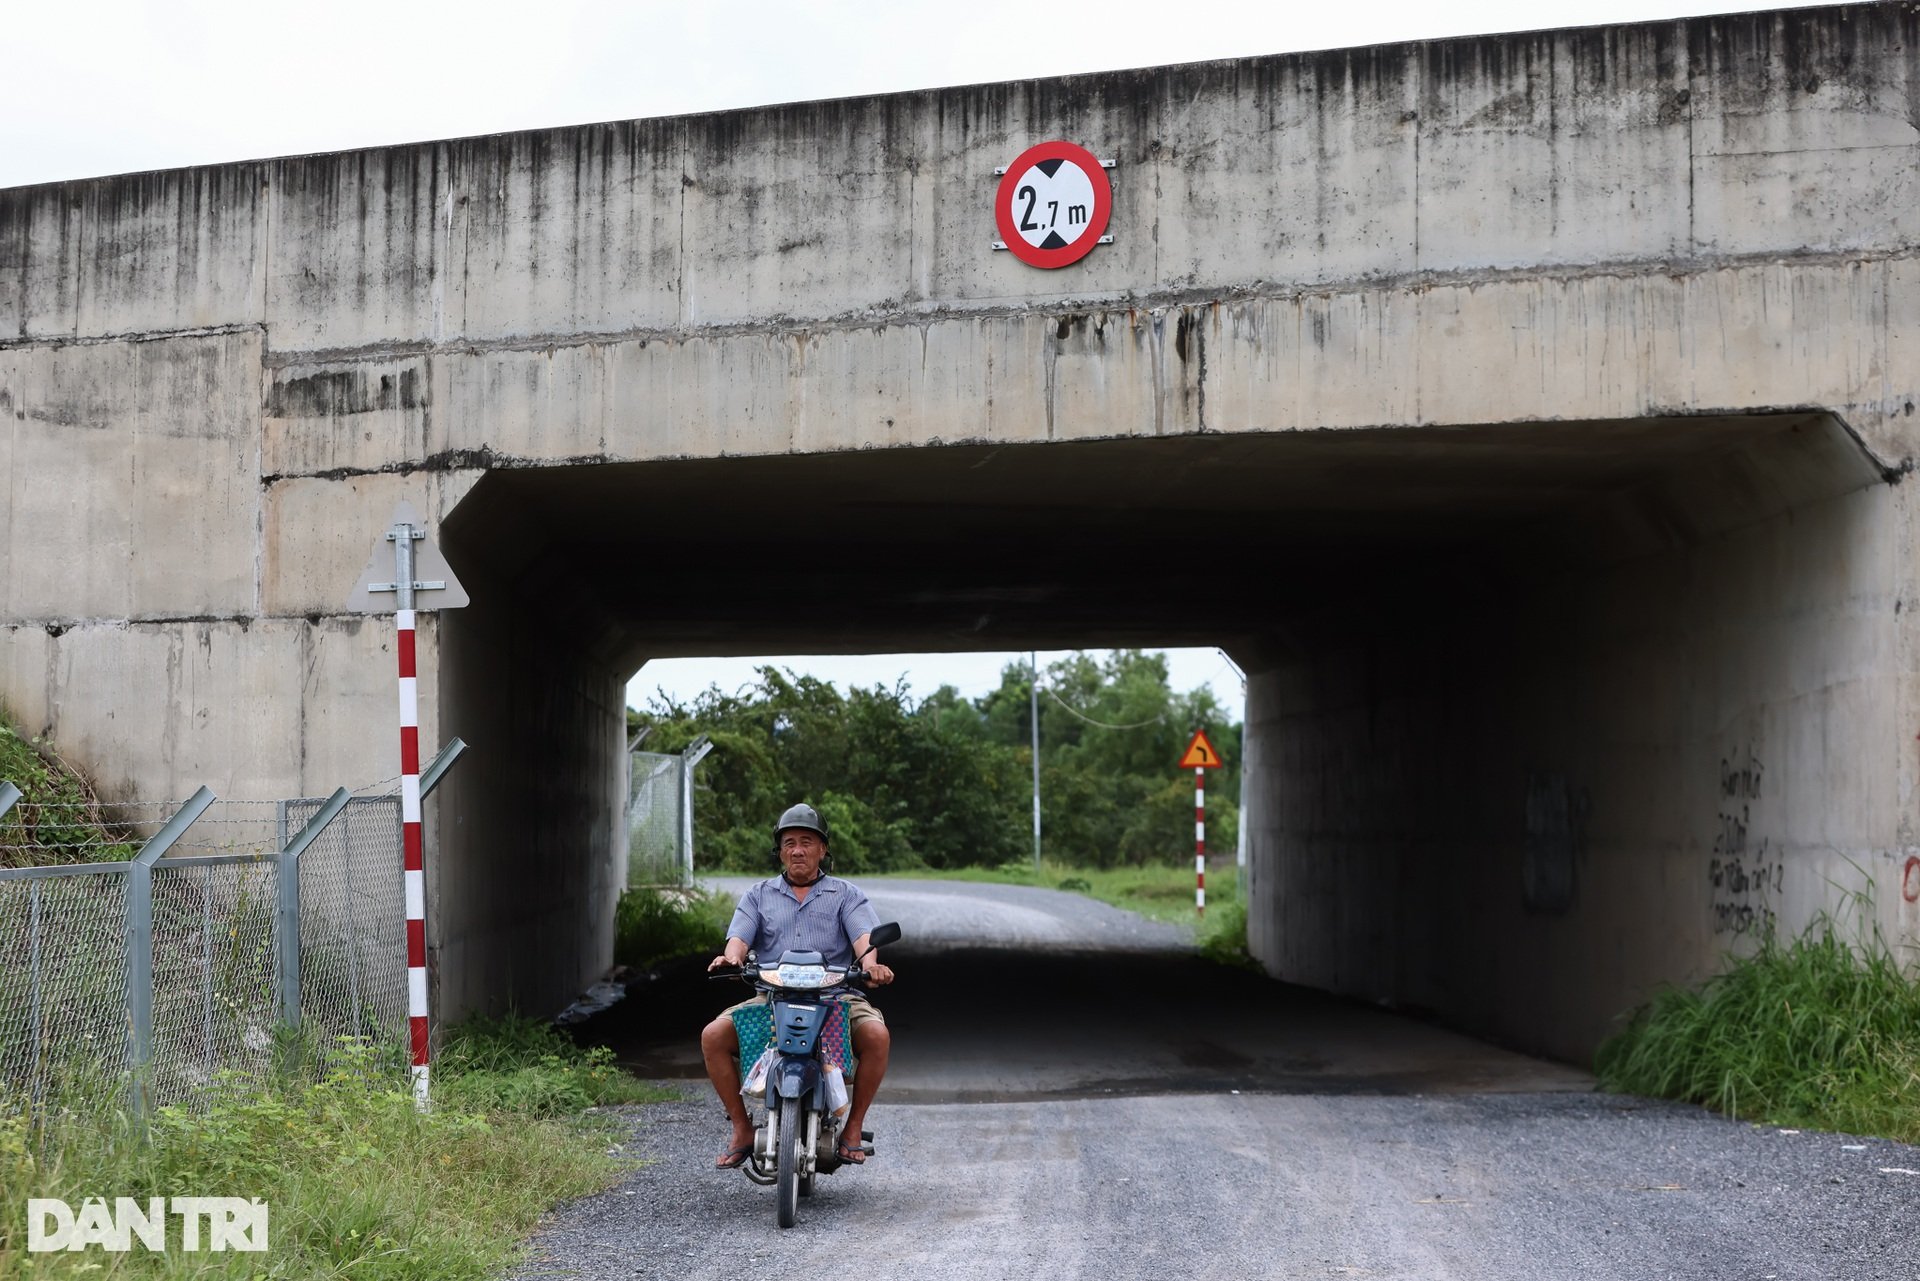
[994,140,1112,269]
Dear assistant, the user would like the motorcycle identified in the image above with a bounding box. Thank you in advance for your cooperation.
[711,921,901,1228]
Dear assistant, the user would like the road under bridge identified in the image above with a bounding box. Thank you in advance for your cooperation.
[4,4,1919,1062]
[533,879,1920,1281]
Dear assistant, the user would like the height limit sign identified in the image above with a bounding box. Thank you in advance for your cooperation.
[993,140,1113,268]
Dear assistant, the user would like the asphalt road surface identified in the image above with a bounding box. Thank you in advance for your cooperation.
[512,878,1920,1281]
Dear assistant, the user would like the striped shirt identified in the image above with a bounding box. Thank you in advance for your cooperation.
[726,875,880,970]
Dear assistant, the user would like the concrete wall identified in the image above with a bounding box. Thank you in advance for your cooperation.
[431,533,627,1018]
[3,5,1919,1037]
[1243,463,1920,1061]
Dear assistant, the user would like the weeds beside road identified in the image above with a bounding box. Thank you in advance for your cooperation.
[3,712,682,1278]
[0,1019,673,1280]
[1597,902,1920,1145]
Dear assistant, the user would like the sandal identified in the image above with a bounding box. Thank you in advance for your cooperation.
[835,1137,872,1165]
[714,1143,753,1169]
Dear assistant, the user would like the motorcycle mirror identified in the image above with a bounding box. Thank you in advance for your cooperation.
[853,922,902,966]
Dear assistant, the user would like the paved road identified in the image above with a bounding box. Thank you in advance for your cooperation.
[516,879,1920,1281]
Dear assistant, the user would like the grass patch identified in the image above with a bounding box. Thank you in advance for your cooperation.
[614,886,735,970]
[872,859,1256,967]
[0,1018,673,1279]
[436,1015,677,1116]
[1196,897,1255,970]
[1595,904,1920,1143]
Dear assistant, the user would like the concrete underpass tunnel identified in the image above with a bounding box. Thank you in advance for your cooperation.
[431,411,1891,1064]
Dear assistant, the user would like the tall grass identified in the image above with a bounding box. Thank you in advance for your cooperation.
[0,1019,673,1279]
[614,886,735,970]
[1595,903,1920,1142]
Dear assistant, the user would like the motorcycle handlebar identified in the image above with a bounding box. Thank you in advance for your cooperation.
[704,963,874,989]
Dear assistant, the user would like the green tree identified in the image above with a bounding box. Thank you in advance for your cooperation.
[627,652,1239,874]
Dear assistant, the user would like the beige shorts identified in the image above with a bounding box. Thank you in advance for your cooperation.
[721,992,885,1033]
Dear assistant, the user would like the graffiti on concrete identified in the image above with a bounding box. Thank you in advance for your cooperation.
[1710,745,1778,935]
[1903,856,1920,905]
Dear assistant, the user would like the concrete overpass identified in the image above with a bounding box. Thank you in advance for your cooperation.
[4,4,1919,1062]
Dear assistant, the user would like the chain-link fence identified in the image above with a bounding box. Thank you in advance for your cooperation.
[0,746,462,1117]
[282,796,409,1058]
[628,751,684,887]
[147,852,280,1104]
[0,866,132,1111]
[627,736,713,888]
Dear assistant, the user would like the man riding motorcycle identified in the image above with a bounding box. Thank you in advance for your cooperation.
[702,803,895,1169]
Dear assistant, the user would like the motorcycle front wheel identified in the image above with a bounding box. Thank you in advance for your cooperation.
[775,1095,802,1228]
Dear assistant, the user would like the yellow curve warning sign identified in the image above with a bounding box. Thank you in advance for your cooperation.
[1179,729,1223,770]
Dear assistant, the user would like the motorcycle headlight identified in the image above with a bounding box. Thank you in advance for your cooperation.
[774,963,828,989]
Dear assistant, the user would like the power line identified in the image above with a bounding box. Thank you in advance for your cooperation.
[1042,686,1165,730]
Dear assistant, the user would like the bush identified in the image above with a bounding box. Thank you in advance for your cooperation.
[614,886,735,970]
[1595,903,1920,1142]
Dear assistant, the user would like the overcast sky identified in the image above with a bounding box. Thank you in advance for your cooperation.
[4,0,1808,712]
[3,1,1808,190]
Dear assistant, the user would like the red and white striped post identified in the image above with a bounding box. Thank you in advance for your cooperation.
[1179,728,1222,917]
[1195,766,1207,916]
[396,605,430,1105]
[349,500,466,1112]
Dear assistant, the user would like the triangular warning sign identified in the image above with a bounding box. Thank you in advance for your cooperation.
[1179,729,1223,770]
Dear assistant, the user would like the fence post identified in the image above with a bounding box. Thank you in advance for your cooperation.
[679,736,713,888]
[126,786,216,1123]
[0,780,21,821]
[274,787,353,1032]
[419,737,467,800]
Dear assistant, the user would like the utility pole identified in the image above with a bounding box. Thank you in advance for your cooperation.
[1030,650,1042,873]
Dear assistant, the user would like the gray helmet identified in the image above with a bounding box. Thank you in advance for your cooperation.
[773,802,829,846]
